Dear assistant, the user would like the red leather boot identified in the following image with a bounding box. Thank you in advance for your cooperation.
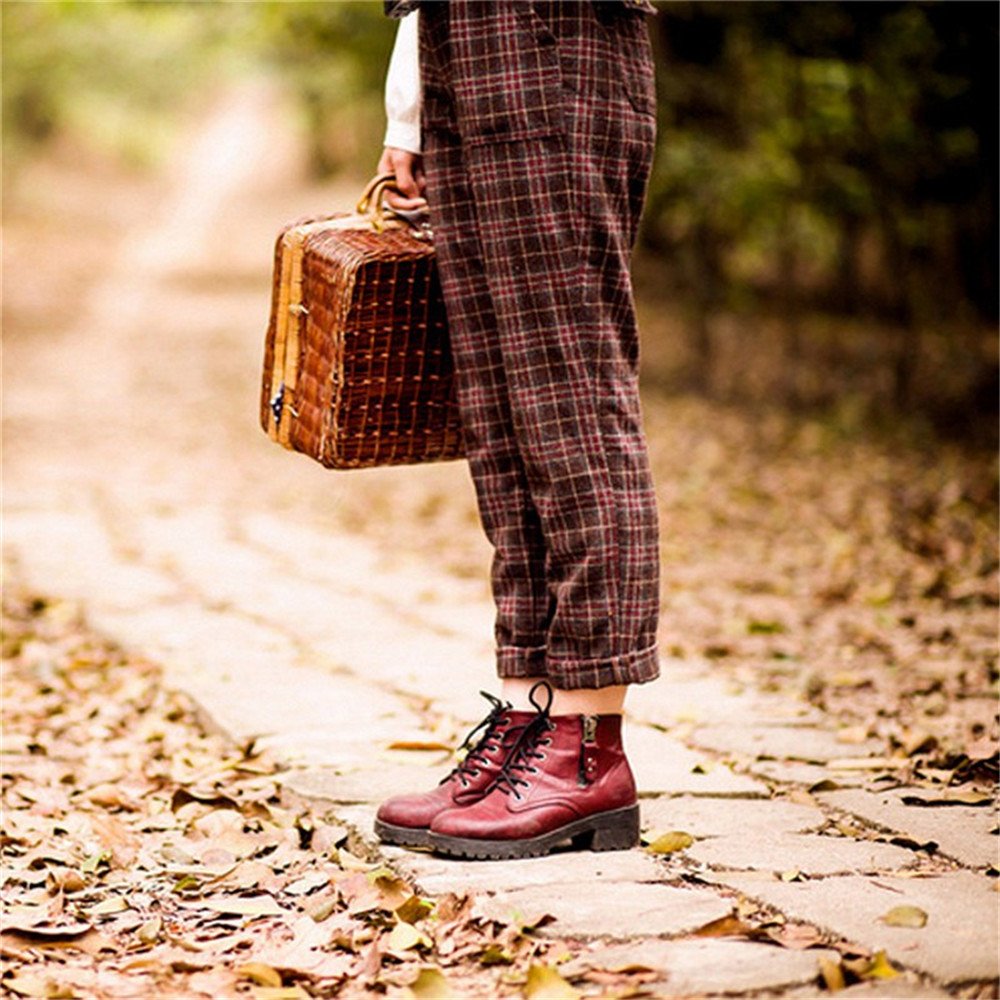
[374,693,532,848]
[428,686,639,860]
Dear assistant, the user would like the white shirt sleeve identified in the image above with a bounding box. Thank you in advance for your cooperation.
[383,11,422,154]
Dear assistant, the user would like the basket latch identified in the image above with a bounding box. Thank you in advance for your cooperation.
[270,382,285,424]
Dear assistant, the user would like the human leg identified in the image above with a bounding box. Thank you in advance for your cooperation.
[431,1,661,688]
[378,2,660,856]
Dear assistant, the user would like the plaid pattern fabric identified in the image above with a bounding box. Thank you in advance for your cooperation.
[420,1,660,689]
[386,1,658,18]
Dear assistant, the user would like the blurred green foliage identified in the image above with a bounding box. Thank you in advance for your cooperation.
[2,1,257,168]
[2,1,393,175]
[644,1,997,397]
[3,1,995,429]
[252,2,393,176]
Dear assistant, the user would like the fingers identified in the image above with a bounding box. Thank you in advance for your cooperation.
[379,147,428,210]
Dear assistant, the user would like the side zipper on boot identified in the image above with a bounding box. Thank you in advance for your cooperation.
[578,714,599,787]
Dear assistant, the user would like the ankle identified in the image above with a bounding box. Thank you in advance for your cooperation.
[499,679,627,716]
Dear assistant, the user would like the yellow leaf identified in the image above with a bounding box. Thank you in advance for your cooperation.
[646,831,694,854]
[388,920,431,952]
[523,964,580,1000]
[863,950,900,980]
[780,869,802,882]
[818,956,845,992]
[87,896,130,917]
[136,916,161,945]
[337,848,371,871]
[251,989,310,1000]
[479,944,514,966]
[879,905,928,928]
[396,895,434,925]
[407,967,458,1000]
[238,963,283,988]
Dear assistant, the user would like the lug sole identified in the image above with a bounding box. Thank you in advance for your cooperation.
[429,804,640,860]
[373,818,433,849]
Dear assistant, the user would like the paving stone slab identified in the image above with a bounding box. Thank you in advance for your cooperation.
[835,980,952,999]
[560,937,839,995]
[284,763,445,807]
[6,510,180,610]
[86,604,421,754]
[475,882,733,939]
[240,511,496,643]
[629,670,823,729]
[689,724,882,764]
[689,833,918,875]
[717,871,998,984]
[820,788,999,870]
[626,726,770,797]
[748,759,871,789]
[133,510,496,670]
[330,803,379,844]
[641,796,824,838]
[389,847,664,896]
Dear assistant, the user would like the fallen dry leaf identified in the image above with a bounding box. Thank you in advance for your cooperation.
[407,966,458,1000]
[827,757,911,771]
[692,913,760,939]
[238,963,283,988]
[818,955,846,991]
[388,920,432,953]
[879,905,928,928]
[645,831,695,854]
[523,963,581,1000]
[180,894,287,918]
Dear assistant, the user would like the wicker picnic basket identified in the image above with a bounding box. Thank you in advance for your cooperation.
[260,174,463,469]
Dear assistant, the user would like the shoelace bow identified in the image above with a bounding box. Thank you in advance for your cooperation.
[494,681,556,800]
[442,691,512,789]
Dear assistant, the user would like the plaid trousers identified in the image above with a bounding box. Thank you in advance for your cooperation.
[419,1,660,689]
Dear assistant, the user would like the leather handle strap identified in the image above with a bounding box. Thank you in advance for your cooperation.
[356,173,430,236]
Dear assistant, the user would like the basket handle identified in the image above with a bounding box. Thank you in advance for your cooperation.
[356,173,430,235]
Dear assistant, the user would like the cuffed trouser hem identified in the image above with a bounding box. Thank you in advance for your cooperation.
[496,642,661,690]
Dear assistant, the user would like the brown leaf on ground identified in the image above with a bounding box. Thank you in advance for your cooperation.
[691,913,763,939]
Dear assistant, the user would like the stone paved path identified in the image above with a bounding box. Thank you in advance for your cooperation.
[4,84,996,999]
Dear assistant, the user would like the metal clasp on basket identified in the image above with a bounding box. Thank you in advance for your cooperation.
[270,383,285,423]
[387,205,433,241]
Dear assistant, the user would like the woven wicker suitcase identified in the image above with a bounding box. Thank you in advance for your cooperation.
[260,174,463,469]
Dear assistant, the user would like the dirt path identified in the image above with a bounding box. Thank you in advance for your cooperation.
[3,80,997,998]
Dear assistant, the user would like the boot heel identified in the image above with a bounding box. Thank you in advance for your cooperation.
[580,805,640,852]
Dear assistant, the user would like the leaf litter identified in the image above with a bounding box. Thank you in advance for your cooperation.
[1,589,666,999]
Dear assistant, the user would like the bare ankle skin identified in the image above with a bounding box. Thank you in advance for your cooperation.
[500,678,627,715]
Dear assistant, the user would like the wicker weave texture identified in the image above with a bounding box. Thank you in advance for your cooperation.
[261,215,463,469]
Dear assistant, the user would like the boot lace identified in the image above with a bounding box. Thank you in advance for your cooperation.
[494,681,556,800]
[442,691,512,789]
